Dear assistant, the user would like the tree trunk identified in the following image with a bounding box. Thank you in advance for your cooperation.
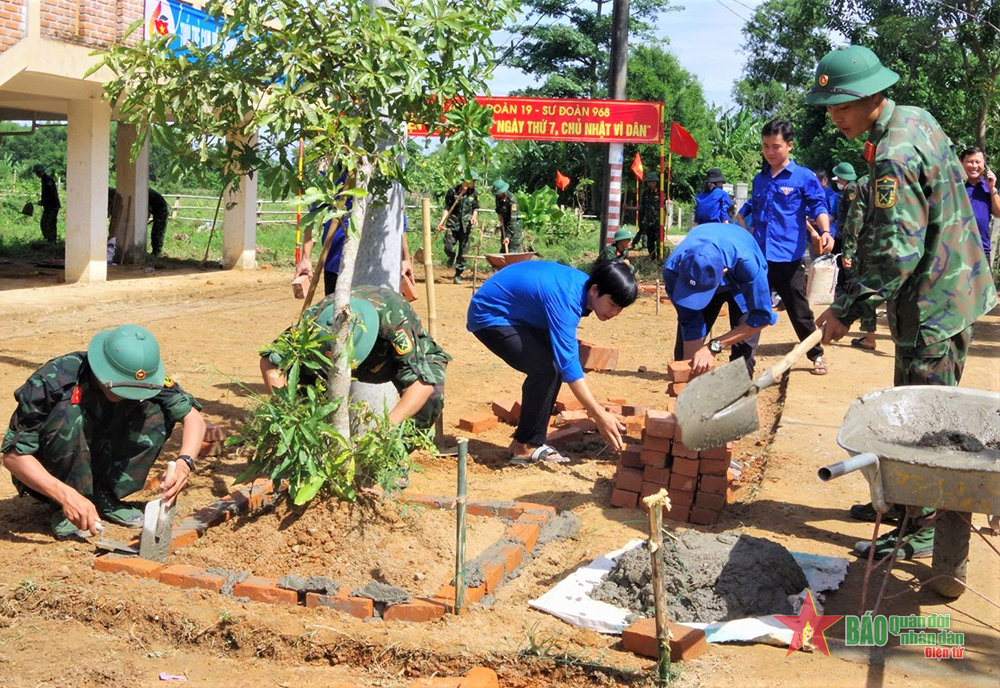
[975,71,998,150]
[326,156,374,437]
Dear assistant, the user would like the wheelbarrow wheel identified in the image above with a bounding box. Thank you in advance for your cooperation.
[928,510,971,599]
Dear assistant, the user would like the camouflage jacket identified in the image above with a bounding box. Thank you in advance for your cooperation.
[444,184,479,232]
[838,176,868,262]
[639,188,659,227]
[599,244,629,263]
[494,191,521,234]
[831,100,998,346]
[835,181,857,231]
[2,352,199,457]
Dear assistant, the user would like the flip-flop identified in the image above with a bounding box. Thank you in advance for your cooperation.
[509,444,569,465]
[851,337,876,351]
[811,356,829,375]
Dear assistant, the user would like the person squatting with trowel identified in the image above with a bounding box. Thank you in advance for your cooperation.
[1,325,206,539]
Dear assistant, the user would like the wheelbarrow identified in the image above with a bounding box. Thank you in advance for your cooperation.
[467,251,537,291]
[818,386,1000,600]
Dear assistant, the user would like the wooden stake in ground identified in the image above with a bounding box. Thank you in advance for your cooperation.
[655,279,661,316]
[420,198,438,339]
[470,222,486,292]
[454,437,469,613]
[643,488,673,686]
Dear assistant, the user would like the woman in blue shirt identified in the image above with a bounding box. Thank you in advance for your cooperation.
[467,260,638,464]
[693,168,731,224]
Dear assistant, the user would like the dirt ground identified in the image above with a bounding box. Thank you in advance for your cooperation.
[0,259,997,687]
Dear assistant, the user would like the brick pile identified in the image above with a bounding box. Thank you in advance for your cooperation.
[610,360,738,524]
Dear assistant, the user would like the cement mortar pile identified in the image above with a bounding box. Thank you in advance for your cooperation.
[591,531,809,623]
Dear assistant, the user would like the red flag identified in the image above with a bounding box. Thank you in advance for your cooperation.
[630,152,644,179]
[669,122,699,158]
[555,170,571,191]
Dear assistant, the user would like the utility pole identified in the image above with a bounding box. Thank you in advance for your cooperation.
[598,0,630,253]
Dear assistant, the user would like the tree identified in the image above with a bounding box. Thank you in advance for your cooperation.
[98,0,512,444]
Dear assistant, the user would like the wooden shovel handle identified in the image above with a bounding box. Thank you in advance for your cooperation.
[761,327,824,386]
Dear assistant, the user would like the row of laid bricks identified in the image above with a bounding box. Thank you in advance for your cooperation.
[94,491,556,624]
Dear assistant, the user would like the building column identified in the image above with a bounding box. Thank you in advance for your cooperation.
[65,97,111,283]
[113,123,149,264]
[222,131,258,269]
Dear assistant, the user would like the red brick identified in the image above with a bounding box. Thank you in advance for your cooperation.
[579,340,619,371]
[622,404,646,417]
[698,474,728,494]
[643,465,671,485]
[383,598,446,623]
[402,493,457,510]
[93,555,163,580]
[516,512,549,525]
[200,439,224,457]
[606,397,628,406]
[699,442,734,460]
[499,544,524,574]
[690,506,720,525]
[667,382,686,397]
[435,583,486,605]
[547,424,585,448]
[620,445,643,468]
[700,457,730,475]
[159,565,226,593]
[668,489,694,507]
[665,504,691,522]
[672,441,699,459]
[669,473,697,492]
[517,502,558,518]
[602,403,623,415]
[610,488,639,509]
[491,398,521,424]
[554,391,584,412]
[644,410,676,439]
[233,576,299,605]
[640,481,663,500]
[672,456,700,477]
[203,422,226,442]
[306,591,374,618]
[615,466,644,493]
[667,360,692,383]
[642,434,671,453]
[458,412,497,434]
[726,486,737,504]
[459,667,500,688]
[639,448,668,468]
[624,416,646,438]
[695,491,726,511]
[555,409,589,425]
[170,528,200,551]
[483,560,505,593]
[505,522,540,553]
[690,359,720,379]
[621,618,708,661]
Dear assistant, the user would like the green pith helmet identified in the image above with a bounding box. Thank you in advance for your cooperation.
[805,45,899,106]
[644,172,658,182]
[491,179,509,195]
[316,298,379,365]
[832,162,857,181]
[613,228,633,242]
[32,164,45,175]
[87,325,165,401]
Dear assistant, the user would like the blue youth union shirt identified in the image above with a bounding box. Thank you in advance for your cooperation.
[740,160,829,262]
[825,187,841,238]
[662,223,777,342]
[467,261,590,383]
[694,187,731,224]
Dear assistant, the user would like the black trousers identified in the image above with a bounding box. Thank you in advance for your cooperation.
[767,259,823,361]
[673,291,760,375]
[324,270,338,296]
[474,325,561,447]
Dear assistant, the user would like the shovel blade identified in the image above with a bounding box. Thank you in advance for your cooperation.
[675,359,759,451]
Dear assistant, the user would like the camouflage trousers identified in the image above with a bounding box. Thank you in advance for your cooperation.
[893,326,972,387]
[859,304,877,334]
[13,400,167,503]
[505,225,523,253]
[411,383,445,430]
[443,227,471,271]
[40,207,58,243]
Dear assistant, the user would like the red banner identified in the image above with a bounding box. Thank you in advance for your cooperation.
[409,97,664,144]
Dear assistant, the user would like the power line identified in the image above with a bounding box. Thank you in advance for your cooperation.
[713,0,749,23]
[727,0,759,13]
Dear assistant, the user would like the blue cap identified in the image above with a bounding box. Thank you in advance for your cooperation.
[672,244,724,310]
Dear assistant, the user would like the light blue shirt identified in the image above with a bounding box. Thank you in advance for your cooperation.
[739,160,829,262]
[467,261,590,383]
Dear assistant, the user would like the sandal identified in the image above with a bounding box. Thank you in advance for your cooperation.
[850,337,876,351]
[510,444,569,465]
[811,357,829,375]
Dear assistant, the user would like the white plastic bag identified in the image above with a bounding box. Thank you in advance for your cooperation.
[806,254,838,306]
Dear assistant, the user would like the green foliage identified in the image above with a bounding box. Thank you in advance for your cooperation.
[708,108,766,184]
[515,186,577,239]
[440,99,495,184]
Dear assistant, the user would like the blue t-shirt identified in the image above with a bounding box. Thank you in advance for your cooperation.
[694,187,731,224]
[467,261,590,383]
[663,223,777,342]
[739,160,829,262]
[965,179,993,255]
[825,187,840,238]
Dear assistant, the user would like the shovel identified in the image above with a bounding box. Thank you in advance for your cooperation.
[138,461,178,562]
[675,328,824,451]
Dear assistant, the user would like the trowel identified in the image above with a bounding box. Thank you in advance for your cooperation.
[138,461,178,562]
[676,328,823,451]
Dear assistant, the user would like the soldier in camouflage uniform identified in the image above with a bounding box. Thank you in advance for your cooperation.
[261,286,451,429]
[1,325,206,539]
[809,45,998,560]
[437,174,480,283]
[598,228,633,265]
[636,172,661,257]
[836,175,879,350]
[490,179,523,253]
[34,164,60,243]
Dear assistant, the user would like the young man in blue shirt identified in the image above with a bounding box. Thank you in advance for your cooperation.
[467,260,637,464]
[959,147,1000,266]
[663,223,777,376]
[736,119,833,375]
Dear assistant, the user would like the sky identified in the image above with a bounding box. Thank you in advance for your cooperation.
[488,0,765,109]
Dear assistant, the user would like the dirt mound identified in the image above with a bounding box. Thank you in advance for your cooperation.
[182,494,506,597]
[591,531,809,623]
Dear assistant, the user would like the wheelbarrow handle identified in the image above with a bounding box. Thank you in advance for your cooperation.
[817,452,879,481]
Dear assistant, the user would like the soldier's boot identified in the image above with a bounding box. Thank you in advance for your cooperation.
[50,510,91,540]
[93,492,144,528]
[453,269,463,284]
[854,516,935,560]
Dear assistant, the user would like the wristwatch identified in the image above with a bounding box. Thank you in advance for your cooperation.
[708,338,723,355]
[178,454,196,472]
